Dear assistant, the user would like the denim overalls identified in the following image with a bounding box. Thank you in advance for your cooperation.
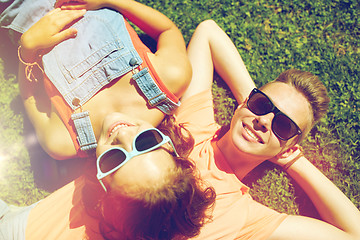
[1,0,180,151]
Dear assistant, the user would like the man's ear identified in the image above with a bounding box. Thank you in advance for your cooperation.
[277,145,300,159]
[236,97,248,110]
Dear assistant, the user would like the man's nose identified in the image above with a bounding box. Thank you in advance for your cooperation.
[254,112,274,132]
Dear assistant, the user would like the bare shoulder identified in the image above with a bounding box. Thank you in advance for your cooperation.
[147,52,192,98]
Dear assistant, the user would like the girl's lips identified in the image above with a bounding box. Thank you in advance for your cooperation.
[107,121,135,138]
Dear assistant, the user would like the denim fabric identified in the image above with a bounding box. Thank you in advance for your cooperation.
[133,68,181,114]
[1,0,180,152]
[71,111,97,151]
[1,0,180,115]
[42,8,145,111]
[0,0,53,33]
[0,200,38,240]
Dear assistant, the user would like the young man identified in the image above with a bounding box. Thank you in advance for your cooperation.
[176,19,360,239]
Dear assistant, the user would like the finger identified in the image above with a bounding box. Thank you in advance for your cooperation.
[55,0,86,8]
[45,8,62,16]
[54,0,64,9]
[60,4,87,10]
[54,0,71,8]
[51,28,79,46]
[61,9,87,18]
[55,9,86,27]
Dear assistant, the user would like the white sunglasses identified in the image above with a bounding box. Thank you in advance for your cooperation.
[96,128,178,192]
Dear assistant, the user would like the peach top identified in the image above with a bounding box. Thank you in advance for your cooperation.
[175,90,287,239]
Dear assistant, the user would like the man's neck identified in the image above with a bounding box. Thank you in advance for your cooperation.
[216,131,264,180]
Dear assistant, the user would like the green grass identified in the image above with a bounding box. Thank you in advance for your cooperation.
[0,0,359,218]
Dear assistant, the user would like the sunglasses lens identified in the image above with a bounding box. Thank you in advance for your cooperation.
[135,130,163,152]
[248,92,273,115]
[272,114,298,140]
[99,149,127,173]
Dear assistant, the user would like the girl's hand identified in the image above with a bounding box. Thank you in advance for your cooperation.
[20,8,86,62]
[54,0,109,11]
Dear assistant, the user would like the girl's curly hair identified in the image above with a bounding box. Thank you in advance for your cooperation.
[82,116,215,240]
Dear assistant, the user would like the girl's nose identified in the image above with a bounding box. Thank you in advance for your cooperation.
[111,127,139,151]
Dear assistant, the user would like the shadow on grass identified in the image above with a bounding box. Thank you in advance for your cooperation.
[242,161,321,219]
[24,120,87,191]
[12,94,87,192]
[0,29,18,76]
[1,28,86,193]
[8,94,85,192]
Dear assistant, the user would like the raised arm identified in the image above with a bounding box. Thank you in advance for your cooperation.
[19,9,86,159]
[269,150,360,240]
[56,0,182,42]
[57,0,191,96]
[182,19,256,103]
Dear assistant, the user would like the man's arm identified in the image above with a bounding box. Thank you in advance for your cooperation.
[269,152,360,240]
[182,19,256,103]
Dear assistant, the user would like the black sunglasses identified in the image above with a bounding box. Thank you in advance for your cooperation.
[96,128,178,192]
[246,88,302,141]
